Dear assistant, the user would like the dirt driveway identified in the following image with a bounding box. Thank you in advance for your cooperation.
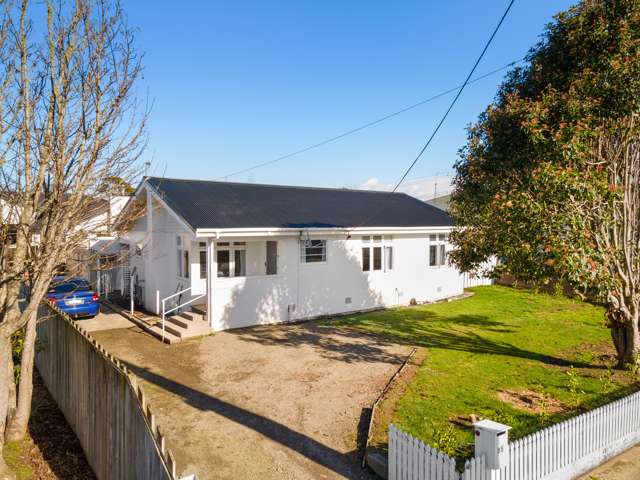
[91,320,411,480]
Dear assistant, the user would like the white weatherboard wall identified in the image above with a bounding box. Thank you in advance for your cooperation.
[211,234,464,331]
[388,389,640,480]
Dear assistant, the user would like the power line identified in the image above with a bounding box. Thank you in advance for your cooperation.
[344,0,515,236]
[216,55,523,181]
[389,0,516,194]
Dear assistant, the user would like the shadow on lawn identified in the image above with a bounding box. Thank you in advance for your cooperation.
[230,310,601,369]
[122,362,373,480]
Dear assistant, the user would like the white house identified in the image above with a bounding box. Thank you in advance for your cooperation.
[115,176,472,337]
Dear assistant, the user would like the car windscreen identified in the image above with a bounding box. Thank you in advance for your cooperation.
[49,281,91,293]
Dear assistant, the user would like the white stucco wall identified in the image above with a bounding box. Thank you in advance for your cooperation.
[210,234,464,331]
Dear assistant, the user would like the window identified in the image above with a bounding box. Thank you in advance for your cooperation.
[428,233,448,268]
[373,246,382,270]
[234,250,246,276]
[266,241,277,275]
[385,246,393,271]
[217,250,230,277]
[183,250,190,278]
[301,239,327,263]
[176,236,189,278]
[362,236,392,272]
[6,226,17,246]
[362,247,371,271]
[216,242,246,277]
[199,242,207,279]
[176,236,182,276]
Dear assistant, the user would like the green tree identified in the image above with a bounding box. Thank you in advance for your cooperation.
[450,0,640,367]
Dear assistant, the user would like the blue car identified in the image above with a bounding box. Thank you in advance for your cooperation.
[47,277,100,318]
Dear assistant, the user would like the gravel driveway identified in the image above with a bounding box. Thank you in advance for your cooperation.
[91,320,411,480]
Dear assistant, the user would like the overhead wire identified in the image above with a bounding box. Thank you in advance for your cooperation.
[216,53,523,181]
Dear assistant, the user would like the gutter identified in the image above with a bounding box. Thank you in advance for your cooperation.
[195,226,456,238]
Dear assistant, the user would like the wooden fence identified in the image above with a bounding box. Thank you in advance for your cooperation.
[389,390,640,480]
[36,303,192,480]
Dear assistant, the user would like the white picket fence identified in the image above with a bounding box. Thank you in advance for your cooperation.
[462,272,494,289]
[389,389,640,480]
[388,424,485,480]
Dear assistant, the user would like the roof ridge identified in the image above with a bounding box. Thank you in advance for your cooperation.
[145,176,403,195]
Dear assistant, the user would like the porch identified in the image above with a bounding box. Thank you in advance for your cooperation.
[111,237,284,343]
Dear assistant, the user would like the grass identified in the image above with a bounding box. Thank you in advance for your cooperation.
[333,285,638,460]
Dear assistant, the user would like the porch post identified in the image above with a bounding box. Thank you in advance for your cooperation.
[206,238,216,329]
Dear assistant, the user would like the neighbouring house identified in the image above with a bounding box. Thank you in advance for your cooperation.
[110,176,485,334]
[1,191,130,277]
[425,193,451,212]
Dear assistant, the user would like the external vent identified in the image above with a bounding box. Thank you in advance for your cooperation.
[437,286,443,293]
[345,297,352,305]
[287,304,296,313]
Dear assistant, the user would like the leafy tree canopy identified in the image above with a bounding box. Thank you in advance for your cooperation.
[450,0,640,366]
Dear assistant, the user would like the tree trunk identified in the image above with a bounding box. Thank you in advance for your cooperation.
[0,333,16,479]
[5,346,15,431]
[610,315,640,368]
[5,311,37,442]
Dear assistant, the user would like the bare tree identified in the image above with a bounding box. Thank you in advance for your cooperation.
[0,0,146,474]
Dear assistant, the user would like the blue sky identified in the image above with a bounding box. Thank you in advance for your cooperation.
[125,1,574,197]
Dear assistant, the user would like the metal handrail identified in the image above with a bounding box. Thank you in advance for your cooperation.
[160,287,206,342]
[163,286,192,303]
[129,266,137,315]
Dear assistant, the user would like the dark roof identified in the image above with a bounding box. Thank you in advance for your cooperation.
[145,177,453,230]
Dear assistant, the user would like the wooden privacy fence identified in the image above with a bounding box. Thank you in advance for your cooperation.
[389,389,640,480]
[36,303,194,480]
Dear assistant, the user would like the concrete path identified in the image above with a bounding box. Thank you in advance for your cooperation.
[77,304,136,332]
[91,321,411,480]
[577,444,640,480]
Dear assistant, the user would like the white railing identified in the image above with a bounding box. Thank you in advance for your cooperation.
[129,266,137,314]
[388,389,640,480]
[161,287,206,342]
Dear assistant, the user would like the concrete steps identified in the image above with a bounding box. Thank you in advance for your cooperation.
[155,307,211,340]
[103,300,211,344]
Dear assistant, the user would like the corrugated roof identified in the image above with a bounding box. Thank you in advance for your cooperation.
[145,177,453,230]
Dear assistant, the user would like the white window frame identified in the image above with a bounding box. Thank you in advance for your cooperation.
[216,241,247,278]
[198,242,207,280]
[300,239,327,264]
[176,235,190,279]
[362,236,393,272]
[428,233,448,268]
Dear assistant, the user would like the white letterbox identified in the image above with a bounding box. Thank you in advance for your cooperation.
[473,419,510,469]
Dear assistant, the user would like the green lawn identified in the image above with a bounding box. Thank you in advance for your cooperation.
[333,286,638,459]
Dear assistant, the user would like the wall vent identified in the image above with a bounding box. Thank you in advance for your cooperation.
[437,286,443,293]
[287,304,296,313]
[345,297,352,305]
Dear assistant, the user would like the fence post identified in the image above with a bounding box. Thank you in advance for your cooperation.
[473,419,510,475]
